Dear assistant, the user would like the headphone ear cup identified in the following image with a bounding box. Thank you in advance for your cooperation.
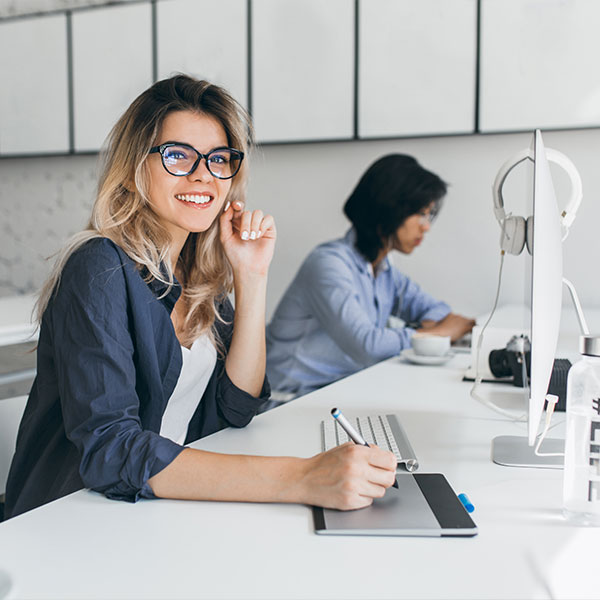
[500,216,526,255]
[525,216,533,255]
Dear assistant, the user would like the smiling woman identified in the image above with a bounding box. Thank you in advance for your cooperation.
[4,75,397,520]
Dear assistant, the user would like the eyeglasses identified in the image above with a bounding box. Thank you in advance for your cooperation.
[149,142,244,180]
[417,208,437,226]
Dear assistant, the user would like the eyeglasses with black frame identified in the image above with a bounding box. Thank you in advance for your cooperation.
[149,142,244,180]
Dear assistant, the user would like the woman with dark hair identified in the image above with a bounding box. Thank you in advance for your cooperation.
[266,154,475,398]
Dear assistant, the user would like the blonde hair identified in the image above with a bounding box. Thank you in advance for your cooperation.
[37,75,254,348]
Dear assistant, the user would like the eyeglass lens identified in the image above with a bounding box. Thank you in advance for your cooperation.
[418,211,433,224]
[162,145,242,179]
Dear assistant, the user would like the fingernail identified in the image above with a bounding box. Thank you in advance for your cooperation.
[250,231,257,240]
[234,201,243,208]
[224,201,230,212]
[257,230,262,238]
[241,231,249,241]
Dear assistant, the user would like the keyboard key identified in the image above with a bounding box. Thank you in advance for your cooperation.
[321,414,408,465]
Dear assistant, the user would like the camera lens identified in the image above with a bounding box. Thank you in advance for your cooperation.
[489,349,512,378]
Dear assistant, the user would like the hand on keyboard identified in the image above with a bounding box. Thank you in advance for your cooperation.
[299,443,396,511]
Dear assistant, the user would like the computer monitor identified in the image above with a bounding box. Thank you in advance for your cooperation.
[528,129,564,444]
[492,129,578,468]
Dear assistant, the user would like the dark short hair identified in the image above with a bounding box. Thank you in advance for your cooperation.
[343,154,448,262]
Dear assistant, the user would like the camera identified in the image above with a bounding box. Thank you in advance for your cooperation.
[488,334,531,387]
[488,333,571,411]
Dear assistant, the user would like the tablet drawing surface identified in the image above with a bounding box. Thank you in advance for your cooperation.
[313,473,477,537]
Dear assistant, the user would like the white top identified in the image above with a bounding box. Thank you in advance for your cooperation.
[159,334,217,445]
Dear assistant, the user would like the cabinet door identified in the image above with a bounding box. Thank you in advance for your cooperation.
[358,0,477,138]
[157,0,248,108]
[479,0,600,132]
[0,14,70,155]
[72,3,153,152]
[251,0,354,143]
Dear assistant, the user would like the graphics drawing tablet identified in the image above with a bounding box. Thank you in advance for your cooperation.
[313,473,477,537]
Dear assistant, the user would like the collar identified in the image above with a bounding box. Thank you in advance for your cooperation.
[143,267,182,313]
[343,228,390,277]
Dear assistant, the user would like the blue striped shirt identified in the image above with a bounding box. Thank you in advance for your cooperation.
[266,229,450,396]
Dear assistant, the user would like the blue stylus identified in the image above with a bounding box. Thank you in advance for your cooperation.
[458,493,475,513]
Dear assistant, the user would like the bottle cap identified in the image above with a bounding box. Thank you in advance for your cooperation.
[579,335,600,357]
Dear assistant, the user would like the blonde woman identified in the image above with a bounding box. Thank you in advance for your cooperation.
[4,75,396,519]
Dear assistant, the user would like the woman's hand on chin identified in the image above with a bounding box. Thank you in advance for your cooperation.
[219,200,276,277]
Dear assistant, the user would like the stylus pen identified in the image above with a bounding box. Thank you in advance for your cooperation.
[330,408,399,489]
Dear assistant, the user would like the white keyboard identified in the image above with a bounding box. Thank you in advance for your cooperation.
[321,413,419,472]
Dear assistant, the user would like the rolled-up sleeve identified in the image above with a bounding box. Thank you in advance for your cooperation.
[51,249,184,502]
[216,368,270,427]
[213,298,270,427]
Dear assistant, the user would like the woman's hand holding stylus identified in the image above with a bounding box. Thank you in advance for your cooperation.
[296,443,397,511]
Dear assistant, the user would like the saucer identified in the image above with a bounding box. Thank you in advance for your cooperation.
[401,348,455,366]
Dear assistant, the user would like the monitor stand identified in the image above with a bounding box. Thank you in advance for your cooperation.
[492,435,564,469]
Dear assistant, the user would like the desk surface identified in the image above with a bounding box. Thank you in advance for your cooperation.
[0,343,597,599]
[0,294,38,347]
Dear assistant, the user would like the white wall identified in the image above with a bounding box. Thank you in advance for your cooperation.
[1,128,599,320]
[1,0,600,322]
[249,128,600,320]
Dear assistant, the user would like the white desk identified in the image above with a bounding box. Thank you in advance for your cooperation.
[0,295,37,347]
[0,346,597,599]
[0,294,38,387]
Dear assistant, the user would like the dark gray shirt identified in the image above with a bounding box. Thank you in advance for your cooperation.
[5,238,269,519]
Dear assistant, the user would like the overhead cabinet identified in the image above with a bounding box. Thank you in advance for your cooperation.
[0,0,598,156]
[0,14,70,155]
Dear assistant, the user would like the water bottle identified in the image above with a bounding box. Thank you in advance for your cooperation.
[563,335,600,525]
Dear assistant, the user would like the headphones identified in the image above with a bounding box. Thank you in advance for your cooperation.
[492,146,582,255]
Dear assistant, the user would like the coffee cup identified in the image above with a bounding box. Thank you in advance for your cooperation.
[411,333,451,357]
